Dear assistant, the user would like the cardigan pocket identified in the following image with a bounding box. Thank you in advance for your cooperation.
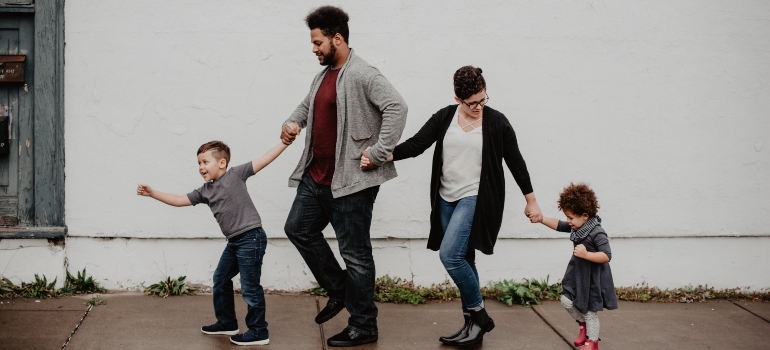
[349,133,374,159]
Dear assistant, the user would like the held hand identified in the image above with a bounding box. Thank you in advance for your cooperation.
[573,244,587,259]
[137,184,153,197]
[360,153,372,170]
[281,123,301,145]
[525,201,543,223]
[360,147,379,171]
[526,212,542,223]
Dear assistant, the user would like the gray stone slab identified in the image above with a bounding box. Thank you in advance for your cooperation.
[533,300,770,350]
[0,296,90,311]
[732,301,770,322]
[67,293,322,350]
[321,299,569,350]
[0,310,84,350]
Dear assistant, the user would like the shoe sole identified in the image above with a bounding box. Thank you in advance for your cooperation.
[230,338,270,346]
[327,337,377,347]
[201,328,239,335]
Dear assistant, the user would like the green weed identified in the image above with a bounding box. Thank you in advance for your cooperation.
[144,276,196,298]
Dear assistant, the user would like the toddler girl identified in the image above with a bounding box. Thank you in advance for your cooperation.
[535,183,617,349]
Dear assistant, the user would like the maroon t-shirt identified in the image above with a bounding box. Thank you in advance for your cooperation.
[308,68,340,186]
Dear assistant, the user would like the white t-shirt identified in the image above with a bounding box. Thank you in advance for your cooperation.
[439,109,483,202]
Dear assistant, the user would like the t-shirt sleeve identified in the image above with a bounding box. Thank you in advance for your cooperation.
[556,220,572,233]
[594,232,612,260]
[186,187,205,206]
[231,162,256,182]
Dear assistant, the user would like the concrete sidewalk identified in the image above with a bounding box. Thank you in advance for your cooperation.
[1,293,769,350]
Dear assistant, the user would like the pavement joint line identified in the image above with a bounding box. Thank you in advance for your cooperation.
[730,300,770,324]
[316,296,327,350]
[60,303,93,350]
[530,306,577,350]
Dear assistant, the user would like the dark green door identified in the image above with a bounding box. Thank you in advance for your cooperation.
[0,13,33,227]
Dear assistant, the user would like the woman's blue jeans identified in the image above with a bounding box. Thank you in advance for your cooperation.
[438,195,483,312]
[212,227,268,338]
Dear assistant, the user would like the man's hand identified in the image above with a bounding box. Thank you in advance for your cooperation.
[137,184,153,197]
[573,244,587,259]
[360,147,379,171]
[281,123,301,145]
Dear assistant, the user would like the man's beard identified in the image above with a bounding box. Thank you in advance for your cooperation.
[320,44,337,66]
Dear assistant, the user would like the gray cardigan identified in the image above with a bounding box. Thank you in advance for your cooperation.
[284,49,408,198]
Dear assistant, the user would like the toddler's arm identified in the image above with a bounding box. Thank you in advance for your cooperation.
[251,142,290,174]
[536,215,560,230]
[137,184,192,207]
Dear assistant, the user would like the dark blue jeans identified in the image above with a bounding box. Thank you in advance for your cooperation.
[284,173,379,335]
[438,196,483,312]
[212,227,268,338]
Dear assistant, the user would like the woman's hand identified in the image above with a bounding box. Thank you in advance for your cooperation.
[523,193,542,223]
[360,147,394,171]
[360,147,377,171]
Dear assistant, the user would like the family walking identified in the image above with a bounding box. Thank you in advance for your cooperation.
[137,5,617,349]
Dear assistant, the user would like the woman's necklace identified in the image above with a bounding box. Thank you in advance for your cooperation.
[459,112,482,130]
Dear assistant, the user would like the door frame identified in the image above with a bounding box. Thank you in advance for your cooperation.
[0,0,65,238]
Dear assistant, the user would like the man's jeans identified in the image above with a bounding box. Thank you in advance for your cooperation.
[285,173,379,335]
[212,227,268,339]
[438,196,483,312]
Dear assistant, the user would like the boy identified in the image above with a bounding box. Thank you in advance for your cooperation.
[137,140,289,346]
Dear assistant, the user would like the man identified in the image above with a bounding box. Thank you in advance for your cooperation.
[281,5,407,347]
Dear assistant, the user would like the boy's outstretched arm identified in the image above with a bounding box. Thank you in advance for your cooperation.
[137,184,192,207]
[252,142,290,174]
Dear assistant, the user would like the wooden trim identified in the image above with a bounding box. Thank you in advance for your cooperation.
[33,0,65,226]
[0,226,66,239]
[0,8,34,13]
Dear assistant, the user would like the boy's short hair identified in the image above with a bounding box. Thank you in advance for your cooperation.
[454,66,486,100]
[197,141,231,167]
[306,6,350,43]
[558,182,600,217]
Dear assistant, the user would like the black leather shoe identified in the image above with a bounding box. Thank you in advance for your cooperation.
[439,314,471,345]
[327,328,378,347]
[454,308,495,346]
[315,298,345,324]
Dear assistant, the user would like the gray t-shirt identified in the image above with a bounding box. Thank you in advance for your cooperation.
[187,162,262,239]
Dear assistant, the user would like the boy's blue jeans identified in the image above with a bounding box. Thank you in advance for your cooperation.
[212,227,268,339]
[438,196,483,312]
[284,173,379,335]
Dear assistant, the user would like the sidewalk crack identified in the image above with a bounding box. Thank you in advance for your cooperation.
[60,304,93,350]
[316,296,327,350]
[531,306,577,349]
[730,300,770,324]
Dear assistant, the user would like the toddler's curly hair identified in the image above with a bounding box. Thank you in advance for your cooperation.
[558,182,599,217]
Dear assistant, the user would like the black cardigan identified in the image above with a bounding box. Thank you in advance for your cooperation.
[392,105,533,255]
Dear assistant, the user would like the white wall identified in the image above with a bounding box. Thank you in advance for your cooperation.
[9,0,765,290]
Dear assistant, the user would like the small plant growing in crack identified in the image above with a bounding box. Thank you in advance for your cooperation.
[86,295,105,306]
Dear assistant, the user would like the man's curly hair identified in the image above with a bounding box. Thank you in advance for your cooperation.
[558,182,600,217]
[306,6,350,43]
[454,66,486,100]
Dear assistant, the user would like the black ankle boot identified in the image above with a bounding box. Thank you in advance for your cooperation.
[454,308,495,346]
[439,314,471,345]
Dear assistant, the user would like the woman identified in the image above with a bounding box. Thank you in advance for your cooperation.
[361,66,542,346]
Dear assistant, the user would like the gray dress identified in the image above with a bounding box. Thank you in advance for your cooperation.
[557,220,618,313]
